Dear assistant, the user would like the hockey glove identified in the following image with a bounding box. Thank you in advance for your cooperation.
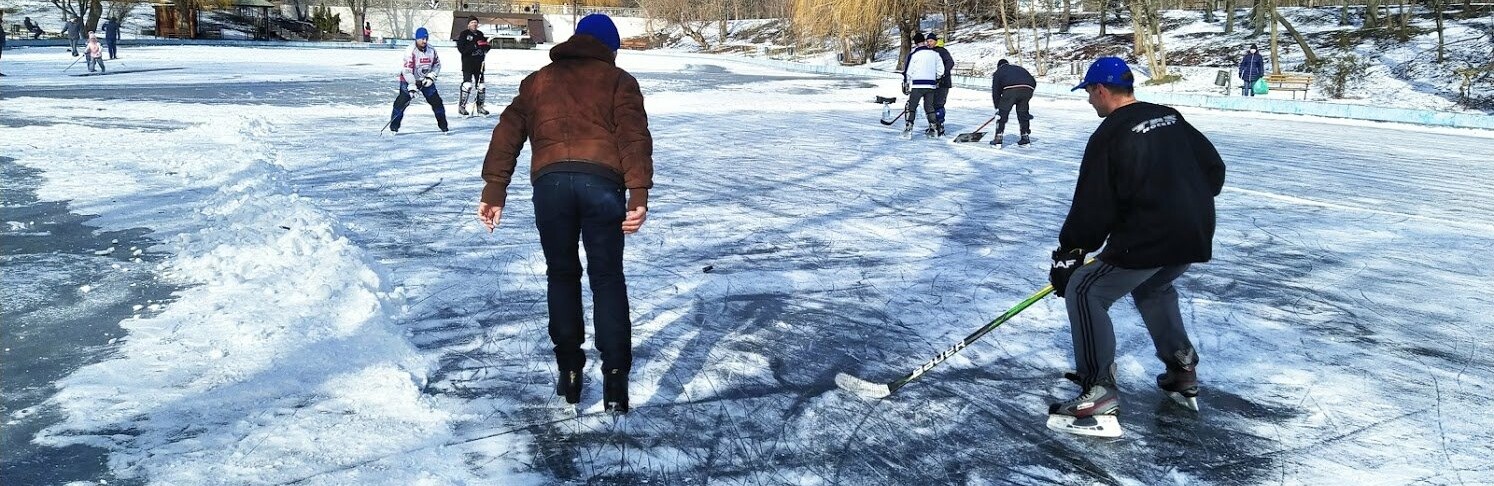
[418,74,436,89]
[1049,248,1085,298]
[901,79,910,95]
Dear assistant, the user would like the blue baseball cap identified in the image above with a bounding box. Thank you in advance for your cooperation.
[414,27,429,40]
[1072,57,1134,91]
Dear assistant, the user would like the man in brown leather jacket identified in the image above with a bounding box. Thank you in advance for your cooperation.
[477,13,652,414]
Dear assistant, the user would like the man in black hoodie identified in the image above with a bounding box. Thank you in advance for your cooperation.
[990,59,1036,146]
[1044,57,1226,438]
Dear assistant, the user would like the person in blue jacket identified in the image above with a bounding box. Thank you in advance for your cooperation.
[1238,44,1266,96]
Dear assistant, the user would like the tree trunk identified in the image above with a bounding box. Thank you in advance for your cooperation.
[1339,0,1350,25]
[1060,0,1072,33]
[1225,0,1235,33]
[1276,11,1318,65]
[897,18,915,71]
[1251,0,1266,36]
[1099,0,1108,35]
[1398,0,1410,39]
[85,0,102,32]
[1434,0,1446,61]
[718,18,727,42]
[1364,0,1380,28]
[999,0,1017,53]
[1204,0,1216,23]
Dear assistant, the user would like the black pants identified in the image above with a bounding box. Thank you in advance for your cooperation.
[389,82,448,132]
[461,58,485,85]
[107,40,117,59]
[904,87,938,126]
[995,87,1033,135]
[933,85,950,123]
[533,171,632,374]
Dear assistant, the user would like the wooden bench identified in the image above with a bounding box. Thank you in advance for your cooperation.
[952,61,984,78]
[1264,73,1313,99]
[620,37,650,50]
[837,52,865,65]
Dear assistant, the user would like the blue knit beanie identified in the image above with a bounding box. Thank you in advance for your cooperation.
[574,13,619,51]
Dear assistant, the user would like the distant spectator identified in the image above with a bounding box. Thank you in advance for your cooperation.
[1,12,7,75]
[86,31,106,73]
[363,21,372,42]
[103,18,121,59]
[64,16,82,57]
[24,16,45,39]
[1239,44,1266,96]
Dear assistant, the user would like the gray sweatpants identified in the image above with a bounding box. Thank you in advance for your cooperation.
[1065,261,1196,389]
[904,87,938,126]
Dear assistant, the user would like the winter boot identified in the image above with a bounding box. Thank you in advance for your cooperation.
[934,122,945,137]
[990,132,1004,146]
[555,367,582,404]
[603,368,629,414]
[1157,349,1200,410]
[1018,134,1031,146]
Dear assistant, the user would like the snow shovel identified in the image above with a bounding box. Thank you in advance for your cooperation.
[953,116,995,143]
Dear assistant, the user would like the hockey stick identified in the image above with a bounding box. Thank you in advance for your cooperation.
[63,55,83,73]
[836,282,1056,399]
[380,90,419,134]
[879,109,907,126]
[952,116,996,143]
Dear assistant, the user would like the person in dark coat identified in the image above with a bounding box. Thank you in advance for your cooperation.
[103,18,121,59]
[454,16,492,116]
[24,17,46,39]
[64,16,81,57]
[990,59,1037,146]
[478,13,653,415]
[928,33,954,125]
[1238,44,1266,96]
[1045,57,1226,437]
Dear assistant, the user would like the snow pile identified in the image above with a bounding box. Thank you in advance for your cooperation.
[6,103,523,484]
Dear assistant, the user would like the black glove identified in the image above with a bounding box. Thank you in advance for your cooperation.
[1049,248,1085,298]
[901,79,910,95]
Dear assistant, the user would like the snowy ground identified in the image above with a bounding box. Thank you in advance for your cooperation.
[3,44,1494,485]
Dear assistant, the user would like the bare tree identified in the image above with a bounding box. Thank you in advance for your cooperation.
[1273,7,1318,65]
[1059,0,1071,33]
[998,0,1017,53]
[1224,0,1235,33]
[346,0,371,42]
[105,0,145,24]
[789,0,928,67]
[1098,0,1108,35]
[375,0,441,40]
[639,0,718,49]
[1130,0,1171,80]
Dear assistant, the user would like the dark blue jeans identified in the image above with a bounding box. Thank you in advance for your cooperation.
[533,171,631,374]
[389,81,448,132]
